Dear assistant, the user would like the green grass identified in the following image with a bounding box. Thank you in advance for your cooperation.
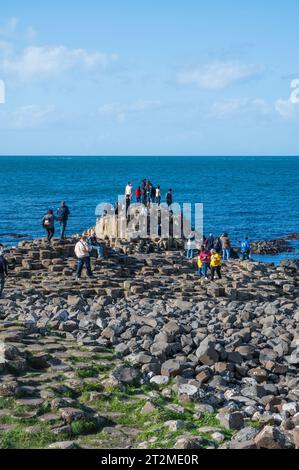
[79,382,103,395]
[0,398,15,409]
[0,342,236,450]
[79,380,236,449]
[71,418,103,436]
[76,364,113,379]
[0,425,67,449]
[245,419,263,429]
[70,352,116,363]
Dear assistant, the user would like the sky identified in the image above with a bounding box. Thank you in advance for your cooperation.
[0,0,299,156]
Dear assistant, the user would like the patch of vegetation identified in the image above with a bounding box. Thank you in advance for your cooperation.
[70,352,116,363]
[0,398,15,409]
[71,418,102,436]
[245,419,263,429]
[0,425,65,449]
[35,402,52,416]
[76,364,112,378]
[79,382,103,395]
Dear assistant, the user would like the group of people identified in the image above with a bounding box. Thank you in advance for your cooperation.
[42,201,70,242]
[186,231,252,281]
[0,187,254,293]
[124,180,173,215]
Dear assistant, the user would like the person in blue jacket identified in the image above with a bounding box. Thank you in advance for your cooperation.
[240,237,251,260]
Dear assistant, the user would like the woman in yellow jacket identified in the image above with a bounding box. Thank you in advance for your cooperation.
[210,249,222,281]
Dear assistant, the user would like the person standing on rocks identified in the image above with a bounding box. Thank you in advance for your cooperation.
[146,181,152,206]
[0,246,8,297]
[199,245,211,279]
[42,209,57,242]
[87,231,104,259]
[125,182,133,200]
[166,188,173,208]
[221,232,231,261]
[210,249,222,281]
[141,179,147,205]
[125,194,131,216]
[156,185,161,205]
[207,233,215,251]
[151,184,156,203]
[214,236,222,254]
[186,228,196,259]
[240,237,252,260]
[57,201,70,240]
[75,235,93,279]
[197,250,203,277]
[135,186,141,203]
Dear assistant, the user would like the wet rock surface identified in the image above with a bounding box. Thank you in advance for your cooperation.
[0,236,298,449]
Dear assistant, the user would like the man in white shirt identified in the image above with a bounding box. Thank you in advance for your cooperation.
[75,235,93,279]
[125,182,133,199]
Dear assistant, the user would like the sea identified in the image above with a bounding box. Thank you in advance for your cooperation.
[0,156,298,264]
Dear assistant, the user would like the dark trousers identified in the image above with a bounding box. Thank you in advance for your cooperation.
[0,273,5,296]
[76,256,92,278]
[60,221,67,239]
[46,228,55,241]
[211,266,222,280]
[241,250,251,260]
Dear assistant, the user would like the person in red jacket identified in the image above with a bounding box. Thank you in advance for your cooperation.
[199,245,211,280]
[135,186,141,203]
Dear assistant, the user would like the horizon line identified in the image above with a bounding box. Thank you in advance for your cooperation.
[1,155,299,158]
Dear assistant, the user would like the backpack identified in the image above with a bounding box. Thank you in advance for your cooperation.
[43,216,51,227]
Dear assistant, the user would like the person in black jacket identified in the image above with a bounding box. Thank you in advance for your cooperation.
[0,245,8,297]
[166,188,173,208]
[57,201,70,240]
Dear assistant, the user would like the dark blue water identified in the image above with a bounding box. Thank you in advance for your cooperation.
[0,156,298,260]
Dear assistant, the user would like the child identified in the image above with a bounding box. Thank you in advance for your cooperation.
[199,245,211,280]
[210,249,222,281]
[197,252,203,277]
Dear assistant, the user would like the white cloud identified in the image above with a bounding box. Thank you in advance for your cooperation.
[1,46,118,80]
[211,98,271,117]
[98,100,161,123]
[273,80,299,119]
[0,104,55,129]
[177,61,263,90]
[275,99,297,120]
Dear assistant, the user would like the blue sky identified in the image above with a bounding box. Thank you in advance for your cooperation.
[0,0,299,155]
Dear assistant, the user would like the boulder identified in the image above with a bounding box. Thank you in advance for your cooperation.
[217,412,244,430]
[196,338,219,366]
[254,426,286,449]
[161,359,182,377]
[112,365,139,385]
